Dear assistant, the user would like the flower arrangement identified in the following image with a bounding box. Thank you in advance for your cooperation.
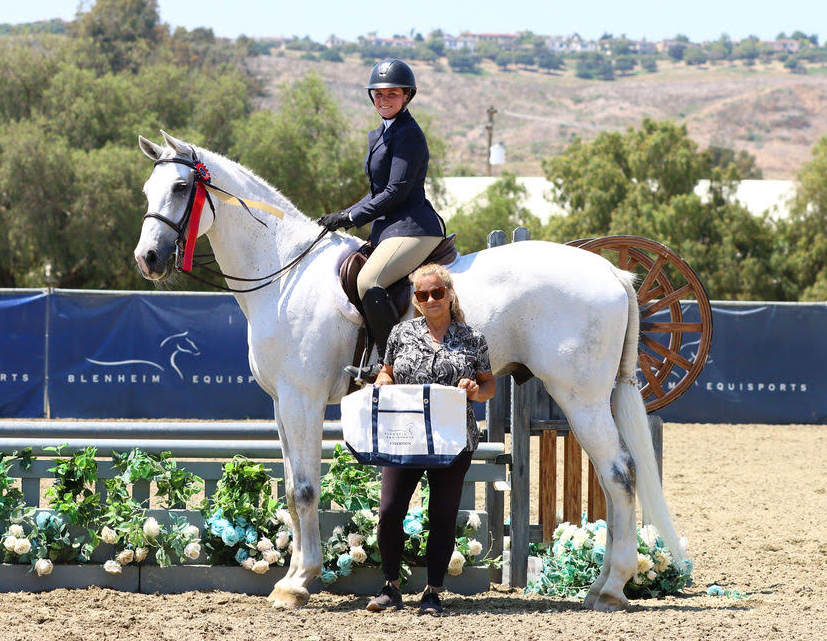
[199,456,289,573]
[317,448,497,586]
[525,517,693,599]
[0,445,496,584]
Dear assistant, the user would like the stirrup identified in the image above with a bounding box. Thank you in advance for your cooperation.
[344,363,382,385]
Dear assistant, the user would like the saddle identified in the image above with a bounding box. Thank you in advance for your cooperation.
[339,234,458,319]
[339,234,458,391]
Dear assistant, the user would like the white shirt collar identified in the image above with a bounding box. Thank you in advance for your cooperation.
[383,117,395,131]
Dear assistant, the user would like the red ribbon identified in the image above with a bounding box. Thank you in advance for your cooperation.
[181,181,206,272]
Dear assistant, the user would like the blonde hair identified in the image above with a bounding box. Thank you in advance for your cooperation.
[409,263,466,324]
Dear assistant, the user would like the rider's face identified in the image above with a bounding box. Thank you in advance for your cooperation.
[372,88,406,119]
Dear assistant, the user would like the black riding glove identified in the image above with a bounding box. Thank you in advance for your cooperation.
[318,211,353,231]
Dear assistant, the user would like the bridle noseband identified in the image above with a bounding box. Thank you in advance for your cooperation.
[142,147,327,293]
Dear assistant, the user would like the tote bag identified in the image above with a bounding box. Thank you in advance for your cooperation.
[340,383,468,467]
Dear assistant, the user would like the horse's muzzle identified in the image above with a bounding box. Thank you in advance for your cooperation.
[134,246,173,280]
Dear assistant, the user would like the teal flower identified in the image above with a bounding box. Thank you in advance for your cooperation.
[235,548,249,564]
[235,515,248,528]
[245,526,257,545]
[48,514,66,530]
[234,526,246,542]
[403,518,423,536]
[35,511,51,530]
[221,526,241,546]
[320,570,338,585]
[210,518,231,537]
[337,553,353,576]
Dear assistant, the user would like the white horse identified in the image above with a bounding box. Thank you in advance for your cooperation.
[134,131,689,611]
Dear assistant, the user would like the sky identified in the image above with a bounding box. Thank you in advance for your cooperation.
[3,0,825,45]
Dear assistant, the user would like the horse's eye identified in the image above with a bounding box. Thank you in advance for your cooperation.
[172,181,188,193]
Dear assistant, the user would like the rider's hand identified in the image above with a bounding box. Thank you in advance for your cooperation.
[458,378,480,401]
[374,372,393,388]
[317,211,353,231]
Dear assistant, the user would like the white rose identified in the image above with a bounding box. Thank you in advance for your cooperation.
[13,538,31,555]
[134,547,148,563]
[252,560,269,574]
[241,557,255,571]
[3,536,16,551]
[639,524,659,549]
[593,529,607,547]
[347,533,364,548]
[647,570,657,581]
[465,512,481,531]
[350,545,368,564]
[184,542,201,560]
[257,537,274,552]
[331,525,344,538]
[447,550,466,576]
[636,553,654,574]
[8,524,24,538]
[262,549,280,565]
[143,517,160,539]
[276,509,293,529]
[653,548,672,573]
[116,549,134,565]
[185,525,200,539]
[467,539,483,556]
[34,558,53,577]
[571,528,592,550]
[632,573,644,585]
[558,523,578,545]
[103,560,122,574]
[101,526,119,545]
[276,531,290,549]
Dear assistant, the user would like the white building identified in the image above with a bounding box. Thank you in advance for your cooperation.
[435,177,795,224]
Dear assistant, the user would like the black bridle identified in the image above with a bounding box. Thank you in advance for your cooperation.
[143,148,328,293]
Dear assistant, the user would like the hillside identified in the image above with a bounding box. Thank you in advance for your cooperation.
[249,53,827,179]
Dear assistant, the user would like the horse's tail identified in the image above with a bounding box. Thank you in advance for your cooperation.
[611,268,691,571]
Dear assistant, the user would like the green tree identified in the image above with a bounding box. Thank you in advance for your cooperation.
[540,119,781,300]
[231,73,365,217]
[447,49,481,74]
[513,50,536,69]
[446,172,542,254]
[495,51,512,70]
[778,136,827,299]
[667,42,687,61]
[703,146,763,179]
[683,47,708,66]
[613,55,636,75]
[537,50,563,72]
[640,56,658,73]
[73,0,162,72]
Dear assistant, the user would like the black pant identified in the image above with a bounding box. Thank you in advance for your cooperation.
[377,450,473,587]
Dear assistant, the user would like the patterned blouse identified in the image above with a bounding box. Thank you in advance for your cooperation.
[382,316,492,451]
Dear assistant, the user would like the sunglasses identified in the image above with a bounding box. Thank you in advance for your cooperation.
[414,286,447,303]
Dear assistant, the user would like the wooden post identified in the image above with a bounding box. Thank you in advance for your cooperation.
[587,461,606,522]
[507,225,531,587]
[539,431,557,541]
[484,229,509,583]
[563,434,582,524]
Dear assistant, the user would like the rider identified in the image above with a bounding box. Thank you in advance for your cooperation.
[318,59,445,382]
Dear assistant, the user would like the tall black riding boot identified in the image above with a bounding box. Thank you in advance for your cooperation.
[344,286,399,384]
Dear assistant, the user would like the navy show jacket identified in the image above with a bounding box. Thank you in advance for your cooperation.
[348,109,444,245]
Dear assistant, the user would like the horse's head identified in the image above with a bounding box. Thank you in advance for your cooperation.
[134,131,215,280]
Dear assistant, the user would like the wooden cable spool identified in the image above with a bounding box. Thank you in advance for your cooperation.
[566,235,713,412]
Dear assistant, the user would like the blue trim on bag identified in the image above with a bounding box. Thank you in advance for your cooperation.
[423,384,435,455]
[371,385,380,454]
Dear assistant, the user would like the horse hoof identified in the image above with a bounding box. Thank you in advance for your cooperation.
[582,591,598,609]
[593,593,629,613]
[268,584,310,609]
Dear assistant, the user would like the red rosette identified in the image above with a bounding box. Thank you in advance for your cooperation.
[195,162,211,182]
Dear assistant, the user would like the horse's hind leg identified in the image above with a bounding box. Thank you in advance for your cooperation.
[564,402,637,612]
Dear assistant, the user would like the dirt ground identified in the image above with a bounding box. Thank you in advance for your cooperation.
[1,422,825,641]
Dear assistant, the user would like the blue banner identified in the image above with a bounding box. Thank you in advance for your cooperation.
[0,290,47,417]
[48,291,274,419]
[657,302,826,424]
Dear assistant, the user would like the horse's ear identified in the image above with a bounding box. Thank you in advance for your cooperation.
[138,135,163,161]
[160,130,189,156]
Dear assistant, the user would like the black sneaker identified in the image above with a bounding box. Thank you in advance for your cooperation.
[419,587,443,615]
[366,581,403,612]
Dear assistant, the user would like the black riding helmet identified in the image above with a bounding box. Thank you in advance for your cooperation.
[365,58,417,104]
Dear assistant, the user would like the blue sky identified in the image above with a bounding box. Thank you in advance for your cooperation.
[4,1,825,45]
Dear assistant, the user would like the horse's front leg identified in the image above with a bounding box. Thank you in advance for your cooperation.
[267,390,325,609]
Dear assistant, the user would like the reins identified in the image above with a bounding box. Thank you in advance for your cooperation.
[144,148,329,293]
